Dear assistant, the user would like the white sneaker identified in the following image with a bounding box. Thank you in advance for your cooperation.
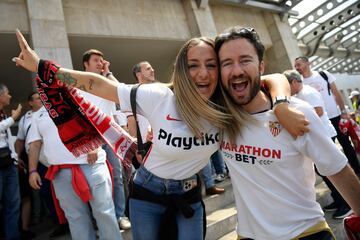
[118,216,131,230]
[215,174,226,182]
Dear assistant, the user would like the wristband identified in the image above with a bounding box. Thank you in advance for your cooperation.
[105,72,113,77]
[273,96,290,106]
[29,169,37,175]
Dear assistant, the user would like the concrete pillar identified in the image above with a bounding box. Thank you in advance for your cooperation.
[262,12,301,73]
[182,0,217,38]
[26,0,73,69]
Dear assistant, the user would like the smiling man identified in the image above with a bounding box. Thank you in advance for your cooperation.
[215,26,360,240]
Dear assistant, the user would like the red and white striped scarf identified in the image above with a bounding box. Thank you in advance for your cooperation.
[36,60,136,176]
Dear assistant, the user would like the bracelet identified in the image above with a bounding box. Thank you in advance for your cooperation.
[105,72,113,77]
[29,169,37,175]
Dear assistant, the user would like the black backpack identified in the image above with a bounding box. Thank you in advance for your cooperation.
[318,71,331,96]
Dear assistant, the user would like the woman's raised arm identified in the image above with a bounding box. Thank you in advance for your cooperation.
[14,30,119,104]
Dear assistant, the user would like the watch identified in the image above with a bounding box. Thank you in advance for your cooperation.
[273,96,290,106]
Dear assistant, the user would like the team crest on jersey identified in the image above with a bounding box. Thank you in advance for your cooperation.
[269,121,281,137]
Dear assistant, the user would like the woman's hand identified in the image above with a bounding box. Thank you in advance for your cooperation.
[274,103,310,138]
[13,29,40,72]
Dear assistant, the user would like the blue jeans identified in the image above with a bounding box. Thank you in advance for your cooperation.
[103,144,126,219]
[52,162,122,240]
[0,164,20,240]
[211,151,226,175]
[129,166,204,240]
[202,162,214,189]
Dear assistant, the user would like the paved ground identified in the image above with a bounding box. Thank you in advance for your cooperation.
[31,211,348,240]
[30,192,348,240]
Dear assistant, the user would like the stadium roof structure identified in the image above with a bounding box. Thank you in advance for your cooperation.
[211,0,360,74]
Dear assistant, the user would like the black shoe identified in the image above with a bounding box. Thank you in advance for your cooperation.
[323,202,339,212]
[49,224,70,239]
[332,205,353,219]
[20,230,36,240]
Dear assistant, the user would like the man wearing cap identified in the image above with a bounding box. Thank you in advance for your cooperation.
[349,90,360,124]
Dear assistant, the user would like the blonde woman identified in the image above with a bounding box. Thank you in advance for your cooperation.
[14,30,308,240]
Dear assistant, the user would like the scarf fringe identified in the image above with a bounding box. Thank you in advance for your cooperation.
[70,137,104,158]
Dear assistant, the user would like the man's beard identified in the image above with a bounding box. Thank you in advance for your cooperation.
[229,75,261,106]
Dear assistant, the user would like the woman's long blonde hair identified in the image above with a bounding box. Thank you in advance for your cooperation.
[168,37,250,139]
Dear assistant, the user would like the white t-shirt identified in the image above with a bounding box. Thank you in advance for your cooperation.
[0,116,17,160]
[113,110,128,127]
[221,98,347,240]
[118,83,219,179]
[27,107,106,165]
[80,90,116,116]
[123,110,151,143]
[17,110,36,153]
[295,85,337,138]
[302,71,340,118]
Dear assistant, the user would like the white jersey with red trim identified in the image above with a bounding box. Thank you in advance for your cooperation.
[117,83,218,180]
[221,98,347,240]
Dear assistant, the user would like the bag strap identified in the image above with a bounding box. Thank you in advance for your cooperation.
[319,71,331,96]
[130,84,146,156]
[25,124,31,139]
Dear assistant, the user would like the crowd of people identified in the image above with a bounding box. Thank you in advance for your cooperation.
[0,26,359,240]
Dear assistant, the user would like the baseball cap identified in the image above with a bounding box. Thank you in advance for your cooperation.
[348,90,359,99]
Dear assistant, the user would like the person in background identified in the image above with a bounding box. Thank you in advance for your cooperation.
[294,57,360,178]
[127,61,155,143]
[15,92,42,239]
[27,106,122,240]
[0,83,22,239]
[348,90,360,124]
[284,69,353,219]
[82,49,131,230]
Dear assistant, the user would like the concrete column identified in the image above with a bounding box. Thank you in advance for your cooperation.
[262,12,301,73]
[26,0,73,69]
[182,0,217,38]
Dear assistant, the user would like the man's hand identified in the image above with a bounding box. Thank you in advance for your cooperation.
[29,172,42,190]
[87,148,99,164]
[274,103,310,138]
[14,29,40,72]
[11,104,22,121]
[102,60,111,76]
